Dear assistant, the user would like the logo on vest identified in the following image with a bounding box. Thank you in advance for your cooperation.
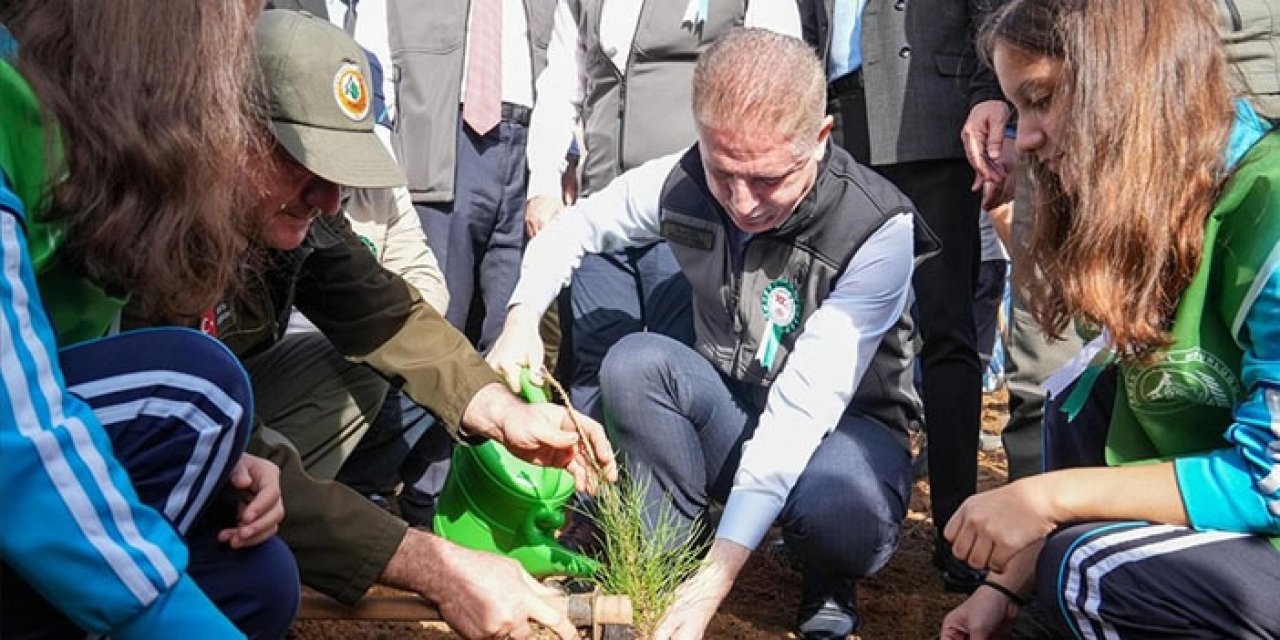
[333,63,370,121]
[1124,348,1243,415]
[754,279,802,371]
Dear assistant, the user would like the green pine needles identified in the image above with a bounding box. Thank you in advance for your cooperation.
[586,471,710,636]
[538,372,708,635]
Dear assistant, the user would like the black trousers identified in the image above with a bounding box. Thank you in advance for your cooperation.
[828,78,983,531]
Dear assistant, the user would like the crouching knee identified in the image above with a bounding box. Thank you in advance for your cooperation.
[195,536,301,639]
[600,333,682,390]
[783,473,905,578]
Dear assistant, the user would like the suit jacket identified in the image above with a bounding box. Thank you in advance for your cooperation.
[799,0,1005,166]
[388,0,556,204]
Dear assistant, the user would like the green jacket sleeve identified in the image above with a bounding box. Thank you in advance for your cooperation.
[354,299,501,433]
[294,213,500,434]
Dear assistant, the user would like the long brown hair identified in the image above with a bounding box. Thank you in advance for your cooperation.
[5,0,266,322]
[982,0,1234,358]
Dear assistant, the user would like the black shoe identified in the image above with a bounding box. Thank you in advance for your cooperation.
[797,597,859,639]
[765,538,803,572]
[933,538,986,594]
[797,577,858,639]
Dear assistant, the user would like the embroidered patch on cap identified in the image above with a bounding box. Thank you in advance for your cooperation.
[333,62,370,121]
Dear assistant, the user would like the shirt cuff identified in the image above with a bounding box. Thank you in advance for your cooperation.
[715,489,785,550]
[1175,449,1280,533]
[527,167,566,202]
[113,575,244,640]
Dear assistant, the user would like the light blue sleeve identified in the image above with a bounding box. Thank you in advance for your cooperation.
[0,184,243,638]
[1176,263,1280,534]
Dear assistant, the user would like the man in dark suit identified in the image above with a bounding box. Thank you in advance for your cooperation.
[798,0,1004,595]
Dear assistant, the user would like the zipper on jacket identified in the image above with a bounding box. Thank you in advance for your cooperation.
[727,232,750,375]
[727,268,744,374]
[1224,0,1243,31]
[616,0,646,177]
[617,78,628,177]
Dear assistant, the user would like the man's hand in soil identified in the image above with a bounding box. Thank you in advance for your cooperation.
[654,540,750,640]
[217,453,284,549]
[381,528,578,639]
[461,383,619,493]
[940,584,1018,640]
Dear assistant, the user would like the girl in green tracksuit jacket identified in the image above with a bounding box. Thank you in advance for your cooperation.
[942,1,1280,639]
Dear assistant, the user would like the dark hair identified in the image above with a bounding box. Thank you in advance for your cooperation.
[981,0,1234,358]
[6,0,267,322]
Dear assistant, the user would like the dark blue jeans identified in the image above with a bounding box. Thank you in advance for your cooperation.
[1,329,299,639]
[599,333,911,604]
[336,387,448,527]
[974,259,1009,366]
[568,242,694,419]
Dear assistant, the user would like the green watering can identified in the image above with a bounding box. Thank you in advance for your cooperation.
[433,371,601,578]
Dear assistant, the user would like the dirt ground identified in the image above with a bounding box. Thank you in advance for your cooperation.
[289,391,1010,640]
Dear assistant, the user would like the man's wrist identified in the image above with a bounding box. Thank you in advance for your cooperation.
[526,178,562,203]
[701,539,751,597]
[506,303,542,328]
[458,383,520,443]
[707,538,752,575]
[381,528,451,602]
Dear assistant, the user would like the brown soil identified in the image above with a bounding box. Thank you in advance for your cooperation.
[289,391,1010,640]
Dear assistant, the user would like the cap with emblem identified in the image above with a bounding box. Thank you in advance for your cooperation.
[256,9,405,188]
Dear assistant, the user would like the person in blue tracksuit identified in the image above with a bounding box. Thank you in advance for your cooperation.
[0,1,298,637]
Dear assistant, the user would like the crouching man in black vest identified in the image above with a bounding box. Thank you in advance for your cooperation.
[488,27,937,640]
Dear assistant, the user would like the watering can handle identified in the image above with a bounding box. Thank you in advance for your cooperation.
[519,368,550,404]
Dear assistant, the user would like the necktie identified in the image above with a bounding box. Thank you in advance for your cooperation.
[342,0,358,36]
[463,0,502,135]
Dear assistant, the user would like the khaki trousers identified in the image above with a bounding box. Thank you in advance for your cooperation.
[245,332,389,480]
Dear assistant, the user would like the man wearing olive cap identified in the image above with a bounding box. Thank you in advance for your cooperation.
[130,12,618,639]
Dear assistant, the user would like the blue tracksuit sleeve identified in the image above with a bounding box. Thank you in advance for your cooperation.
[1176,262,1280,534]
[0,187,243,638]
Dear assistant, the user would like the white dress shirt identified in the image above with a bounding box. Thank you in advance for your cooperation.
[460,0,536,110]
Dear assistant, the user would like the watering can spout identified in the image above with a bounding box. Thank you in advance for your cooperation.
[433,369,601,578]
